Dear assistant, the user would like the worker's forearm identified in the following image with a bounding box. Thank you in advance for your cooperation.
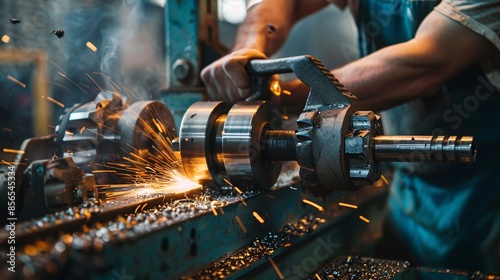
[335,10,498,111]
[232,0,293,54]
[277,10,497,113]
[276,40,447,113]
[232,0,328,55]
[332,41,444,111]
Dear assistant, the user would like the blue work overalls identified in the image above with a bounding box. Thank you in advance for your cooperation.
[356,0,500,273]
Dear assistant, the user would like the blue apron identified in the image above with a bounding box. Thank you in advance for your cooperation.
[356,0,500,272]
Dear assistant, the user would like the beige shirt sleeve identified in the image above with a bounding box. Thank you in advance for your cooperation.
[434,0,500,89]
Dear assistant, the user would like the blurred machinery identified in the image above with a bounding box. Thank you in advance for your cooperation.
[0,1,497,280]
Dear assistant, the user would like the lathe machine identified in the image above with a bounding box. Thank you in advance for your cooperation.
[0,1,496,279]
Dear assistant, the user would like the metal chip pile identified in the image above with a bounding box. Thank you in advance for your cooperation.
[186,214,325,279]
[309,256,409,280]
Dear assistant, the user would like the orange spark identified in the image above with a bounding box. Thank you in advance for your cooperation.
[134,204,141,214]
[152,118,165,134]
[92,170,117,173]
[284,243,291,248]
[1,127,12,132]
[46,96,64,108]
[269,258,284,279]
[234,215,247,233]
[338,202,358,209]
[86,41,97,52]
[222,178,234,186]
[252,211,265,224]
[282,90,291,95]
[373,175,389,188]
[100,102,201,199]
[315,273,322,280]
[3,148,24,154]
[140,203,148,211]
[381,175,389,185]
[125,167,142,172]
[106,162,129,167]
[7,75,26,88]
[211,207,218,216]
[270,80,281,97]
[234,186,243,195]
[359,215,370,223]
[302,198,324,212]
[2,35,10,43]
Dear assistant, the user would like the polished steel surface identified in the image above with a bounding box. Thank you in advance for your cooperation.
[222,101,283,188]
[345,111,383,186]
[179,101,231,186]
[373,135,476,163]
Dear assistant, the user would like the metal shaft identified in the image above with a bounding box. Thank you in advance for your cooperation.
[262,130,297,161]
[373,135,475,163]
[262,132,475,163]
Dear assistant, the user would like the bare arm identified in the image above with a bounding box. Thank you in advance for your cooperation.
[233,0,342,54]
[335,10,498,110]
[281,9,498,113]
[201,0,331,102]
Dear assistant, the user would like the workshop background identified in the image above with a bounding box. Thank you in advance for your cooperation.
[0,0,491,280]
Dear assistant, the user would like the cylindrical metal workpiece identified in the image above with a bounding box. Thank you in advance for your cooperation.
[373,135,475,163]
[179,101,231,187]
[222,101,283,188]
[262,130,297,161]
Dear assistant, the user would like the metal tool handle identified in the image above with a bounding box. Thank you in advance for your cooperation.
[246,55,355,105]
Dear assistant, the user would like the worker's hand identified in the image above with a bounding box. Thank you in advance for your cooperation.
[201,48,268,103]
